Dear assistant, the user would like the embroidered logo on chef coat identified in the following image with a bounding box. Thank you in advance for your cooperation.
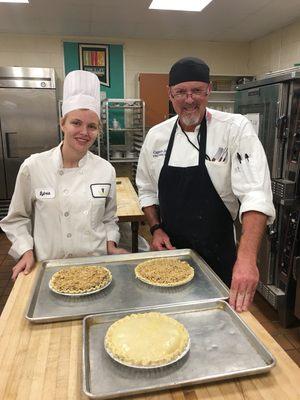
[153,149,166,158]
[90,183,111,198]
[35,188,55,199]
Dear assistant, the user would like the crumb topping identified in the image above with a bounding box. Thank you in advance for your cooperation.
[135,257,194,287]
[50,265,112,294]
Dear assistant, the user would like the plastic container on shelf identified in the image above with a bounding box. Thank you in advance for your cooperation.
[112,118,121,129]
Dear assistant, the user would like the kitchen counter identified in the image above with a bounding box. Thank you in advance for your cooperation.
[116,177,145,252]
[0,268,299,400]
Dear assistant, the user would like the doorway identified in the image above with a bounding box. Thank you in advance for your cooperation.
[139,73,170,130]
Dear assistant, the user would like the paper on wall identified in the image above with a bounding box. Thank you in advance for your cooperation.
[244,113,260,135]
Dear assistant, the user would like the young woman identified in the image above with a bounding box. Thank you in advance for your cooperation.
[0,70,127,280]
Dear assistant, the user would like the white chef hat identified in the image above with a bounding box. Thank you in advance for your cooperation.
[62,70,100,119]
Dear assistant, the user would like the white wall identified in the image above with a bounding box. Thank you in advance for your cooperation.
[124,39,251,97]
[0,33,252,99]
[249,18,300,75]
[1,18,300,98]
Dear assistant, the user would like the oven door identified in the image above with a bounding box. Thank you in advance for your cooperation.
[235,82,289,285]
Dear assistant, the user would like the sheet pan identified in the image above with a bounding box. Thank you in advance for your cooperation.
[83,301,275,399]
[26,249,228,323]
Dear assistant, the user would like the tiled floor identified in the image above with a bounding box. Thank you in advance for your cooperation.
[0,230,299,367]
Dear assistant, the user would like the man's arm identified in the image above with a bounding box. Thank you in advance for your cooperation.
[143,205,175,251]
[229,210,267,312]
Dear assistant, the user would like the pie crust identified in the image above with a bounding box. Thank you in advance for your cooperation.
[49,265,112,295]
[135,257,194,287]
[104,312,189,367]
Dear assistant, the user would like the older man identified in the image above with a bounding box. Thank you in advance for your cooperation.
[136,57,275,312]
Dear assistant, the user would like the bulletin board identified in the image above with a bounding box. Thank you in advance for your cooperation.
[63,42,124,98]
[79,44,110,87]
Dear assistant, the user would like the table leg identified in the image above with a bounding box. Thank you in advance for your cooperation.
[131,221,139,253]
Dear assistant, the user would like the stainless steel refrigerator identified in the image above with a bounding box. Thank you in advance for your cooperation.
[0,67,59,218]
[235,69,300,326]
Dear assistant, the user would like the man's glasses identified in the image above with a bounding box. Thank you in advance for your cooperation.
[171,88,209,100]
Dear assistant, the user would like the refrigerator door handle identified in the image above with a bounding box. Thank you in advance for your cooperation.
[3,131,18,158]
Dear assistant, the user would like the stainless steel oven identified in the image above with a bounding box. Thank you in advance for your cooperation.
[235,69,300,326]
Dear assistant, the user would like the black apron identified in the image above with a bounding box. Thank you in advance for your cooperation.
[158,116,236,286]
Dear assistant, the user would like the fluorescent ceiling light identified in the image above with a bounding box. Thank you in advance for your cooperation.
[0,0,29,3]
[149,0,213,12]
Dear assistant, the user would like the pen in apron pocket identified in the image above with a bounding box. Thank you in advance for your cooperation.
[219,147,228,162]
[212,147,224,161]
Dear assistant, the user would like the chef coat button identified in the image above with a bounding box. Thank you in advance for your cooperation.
[59,170,64,175]
[63,189,69,195]
[67,233,72,238]
[83,210,88,215]
[64,211,69,217]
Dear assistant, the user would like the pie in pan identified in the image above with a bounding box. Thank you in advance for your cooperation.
[135,257,194,287]
[104,312,190,367]
[49,265,112,295]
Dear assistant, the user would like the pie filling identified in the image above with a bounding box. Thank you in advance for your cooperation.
[105,312,189,366]
[135,257,194,286]
[50,265,112,294]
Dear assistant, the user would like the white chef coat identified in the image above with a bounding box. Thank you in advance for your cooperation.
[136,108,275,224]
[0,144,120,261]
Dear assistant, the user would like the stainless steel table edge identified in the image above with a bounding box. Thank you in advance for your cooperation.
[82,300,276,399]
[33,248,202,265]
[25,249,229,323]
[25,262,45,323]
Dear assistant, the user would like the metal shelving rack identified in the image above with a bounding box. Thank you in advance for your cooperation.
[208,75,253,113]
[101,98,145,182]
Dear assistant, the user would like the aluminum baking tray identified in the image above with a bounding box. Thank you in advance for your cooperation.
[83,301,275,399]
[26,249,228,323]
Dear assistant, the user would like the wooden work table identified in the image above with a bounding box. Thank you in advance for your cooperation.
[116,177,145,252]
[0,266,300,400]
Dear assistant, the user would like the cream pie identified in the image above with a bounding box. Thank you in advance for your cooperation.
[49,265,112,295]
[104,312,189,367]
[135,257,194,287]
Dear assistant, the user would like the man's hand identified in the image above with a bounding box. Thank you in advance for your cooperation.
[229,257,259,312]
[151,228,176,251]
[229,211,267,312]
[12,249,35,281]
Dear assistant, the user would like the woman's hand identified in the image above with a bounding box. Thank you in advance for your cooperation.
[12,250,35,281]
[107,241,130,255]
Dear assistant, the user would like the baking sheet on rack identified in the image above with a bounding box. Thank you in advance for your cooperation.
[83,301,275,399]
[26,249,228,323]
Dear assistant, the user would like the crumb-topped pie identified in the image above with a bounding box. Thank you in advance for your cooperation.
[104,312,189,367]
[49,265,112,295]
[135,257,194,287]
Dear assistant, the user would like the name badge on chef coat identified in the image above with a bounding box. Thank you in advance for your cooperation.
[90,183,111,198]
[35,188,55,199]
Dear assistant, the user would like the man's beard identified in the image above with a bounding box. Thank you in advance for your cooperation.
[180,112,201,128]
